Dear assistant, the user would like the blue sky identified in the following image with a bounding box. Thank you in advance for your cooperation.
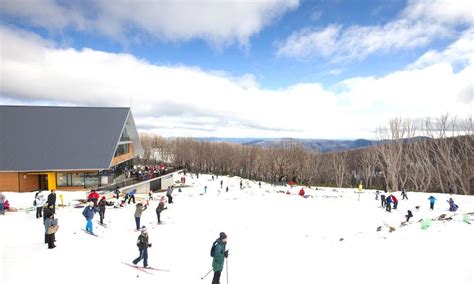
[0,0,472,139]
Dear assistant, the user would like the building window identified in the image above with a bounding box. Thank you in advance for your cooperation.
[84,173,99,187]
[114,143,130,157]
[57,173,70,187]
[71,173,85,186]
[120,128,131,142]
[57,173,91,187]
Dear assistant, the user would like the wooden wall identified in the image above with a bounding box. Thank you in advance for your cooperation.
[0,173,20,192]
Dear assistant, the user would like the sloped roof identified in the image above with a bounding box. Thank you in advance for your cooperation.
[0,105,136,172]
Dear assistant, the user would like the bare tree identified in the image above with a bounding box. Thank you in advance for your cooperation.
[358,147,378,189]
[330,151,348,188]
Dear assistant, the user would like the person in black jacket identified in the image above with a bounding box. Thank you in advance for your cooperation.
[98,196,107,225]
[47,190,56,213]
[133,226,151,267]
[114,187,120,200]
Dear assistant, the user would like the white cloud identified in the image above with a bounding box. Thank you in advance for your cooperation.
[1,26,472,139]
[408,28,474,69]
[276,25,340,58]
[276,0,473,61]
[0,0,299,47]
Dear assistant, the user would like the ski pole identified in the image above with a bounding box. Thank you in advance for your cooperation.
[226,257,229,284]
[200,268,213,280]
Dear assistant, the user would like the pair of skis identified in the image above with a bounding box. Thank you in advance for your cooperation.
[122,262,169,274]
[81,228,99,237]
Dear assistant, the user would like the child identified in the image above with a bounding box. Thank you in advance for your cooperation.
[375,190,380,200]
[401,189,408,200]
[428,196,436,210]
[447,198,458,212]
[391,194,398,210]
[405,210,413,222]
[385,195,392,212]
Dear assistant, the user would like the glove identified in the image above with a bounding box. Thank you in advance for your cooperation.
[148,243,152,247]
[224,250,229,258]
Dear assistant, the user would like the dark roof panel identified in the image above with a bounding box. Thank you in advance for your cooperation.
[0,106,131,172]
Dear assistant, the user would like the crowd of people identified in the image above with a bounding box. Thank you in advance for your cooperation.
[1,172,466,284]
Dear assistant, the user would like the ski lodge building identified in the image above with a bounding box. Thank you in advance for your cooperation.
[0,105,144,192]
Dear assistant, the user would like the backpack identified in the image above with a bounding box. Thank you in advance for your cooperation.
[210,240,218,257]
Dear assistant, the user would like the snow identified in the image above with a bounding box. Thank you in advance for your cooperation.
[1,174,473,284]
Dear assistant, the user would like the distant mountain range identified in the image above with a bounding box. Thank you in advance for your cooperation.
[194,137,375,153]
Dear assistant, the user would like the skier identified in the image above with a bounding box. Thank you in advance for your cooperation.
[428,196,437,210]
[405,210,413,222]
[114,186,120,200]
[447,198,458,212]
[380,191,386,208]
[128,189,136,204]
[258,181,261,189]
[220,180,223,189]
[35,192,46,219]
[358,182,363,192]
[87,189,99,207]
[167,186,174,204]
[134,203,147,230]
[226,186,229,193]
[401,188,408,200]
[98,196,107,225]
[375,190,380,200]
[82,202,95,234]
[156,196,167,224]
[240,180,243,189]
[47,190,56,213]
[211,232,229,284]
[133,226,152,268]
[299,188,305,197]
[385,195,392,212]
[391,194,398,210]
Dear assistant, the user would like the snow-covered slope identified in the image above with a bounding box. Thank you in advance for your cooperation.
[1,174,473,284]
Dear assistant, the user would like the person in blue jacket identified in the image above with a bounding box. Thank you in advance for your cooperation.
[82,202,95,234]
[385,195,392,212]
[447,198,458,212]
[128,189,136,204]
[428,196,437,210]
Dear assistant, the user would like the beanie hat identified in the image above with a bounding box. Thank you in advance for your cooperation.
[141,226,147,233]
[219,232,227,240]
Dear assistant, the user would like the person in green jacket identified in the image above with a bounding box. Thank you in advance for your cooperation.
[212,232,228,284]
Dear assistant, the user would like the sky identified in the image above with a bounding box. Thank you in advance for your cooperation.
[0,0,472,139]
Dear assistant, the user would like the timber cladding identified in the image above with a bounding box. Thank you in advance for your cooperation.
[0,173,20,192]
[19,173,39,192]
[0,172,40,192]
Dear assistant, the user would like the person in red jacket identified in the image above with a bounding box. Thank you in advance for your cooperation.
[299,188,305,197]
[390,194,398,210]
[87,190,100,207]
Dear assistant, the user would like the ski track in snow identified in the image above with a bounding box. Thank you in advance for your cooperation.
[1,174,474,284]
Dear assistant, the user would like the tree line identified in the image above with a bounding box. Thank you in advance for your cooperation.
[137,115,473,195]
